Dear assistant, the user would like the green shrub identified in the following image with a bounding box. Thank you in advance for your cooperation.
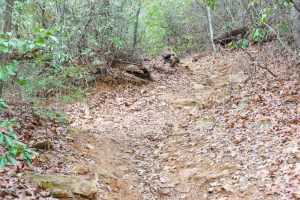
[0,99,35,168]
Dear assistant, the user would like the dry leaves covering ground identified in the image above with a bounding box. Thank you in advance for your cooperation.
[1,42,299,199]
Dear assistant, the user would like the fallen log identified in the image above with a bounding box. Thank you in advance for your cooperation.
[94,58,153,85]
[126,67,153,81]
[214,26,249,45]
[113,59,143,67]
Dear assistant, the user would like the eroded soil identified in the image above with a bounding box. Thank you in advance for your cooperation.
[61,44,299,199]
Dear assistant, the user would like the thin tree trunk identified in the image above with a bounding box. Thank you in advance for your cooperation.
[38,2,48,29]
[54,1,65,65]
[132,0,142,50]
[291,0,300,49]
[0,0,14,96]
[223,0,235,23]
[77,2,96,58]
[56,2,65,25]
[207,6,216,52]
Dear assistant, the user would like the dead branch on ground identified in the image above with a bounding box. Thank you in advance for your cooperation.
[241,48,278,78]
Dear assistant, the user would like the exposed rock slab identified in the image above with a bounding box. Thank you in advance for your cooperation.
[23,172,97,198]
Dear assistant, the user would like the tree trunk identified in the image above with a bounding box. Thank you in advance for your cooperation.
[132,0,142,50]
[207,6,216,52]
[38,2,48,29]
[56,2,65,25]
[0,0,14,96]
[77,2,96,58]
[54,2,65,65]
[291,0,300,49]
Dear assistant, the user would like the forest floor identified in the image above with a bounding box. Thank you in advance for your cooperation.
[1,42,299,200]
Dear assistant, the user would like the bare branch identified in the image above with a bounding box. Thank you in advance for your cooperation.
[241,48,278,78]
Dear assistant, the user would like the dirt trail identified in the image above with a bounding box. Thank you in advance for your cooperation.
[64,44,299,200]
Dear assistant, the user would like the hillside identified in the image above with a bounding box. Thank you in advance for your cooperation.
[1,42,298,199]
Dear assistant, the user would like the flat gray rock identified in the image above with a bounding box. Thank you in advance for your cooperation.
[23,172,97,198]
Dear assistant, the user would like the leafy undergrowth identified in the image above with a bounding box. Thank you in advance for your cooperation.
[0,42,299,199]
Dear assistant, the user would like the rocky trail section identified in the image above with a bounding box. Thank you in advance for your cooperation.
[15,43,299,199]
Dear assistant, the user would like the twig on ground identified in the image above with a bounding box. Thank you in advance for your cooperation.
[242,48,278,78]
[264,23,299,59]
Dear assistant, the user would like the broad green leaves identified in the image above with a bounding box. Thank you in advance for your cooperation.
[0,98,6,109]
[260,8,273,24]
[6,154,16,165]
[0,157,6,168]
[0,69,8,81]
[252,28,267,42]
[0,45,9,53]
[4,135,13,146]
[0,36,10,53]
[229,39,250,50]
[0,122,35,168]
[36,36,46,47]
[23,152,32,165]
[6,61,19,76]
[0,61,19,81]
[0,100,35,169]
[0,134,4,143]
